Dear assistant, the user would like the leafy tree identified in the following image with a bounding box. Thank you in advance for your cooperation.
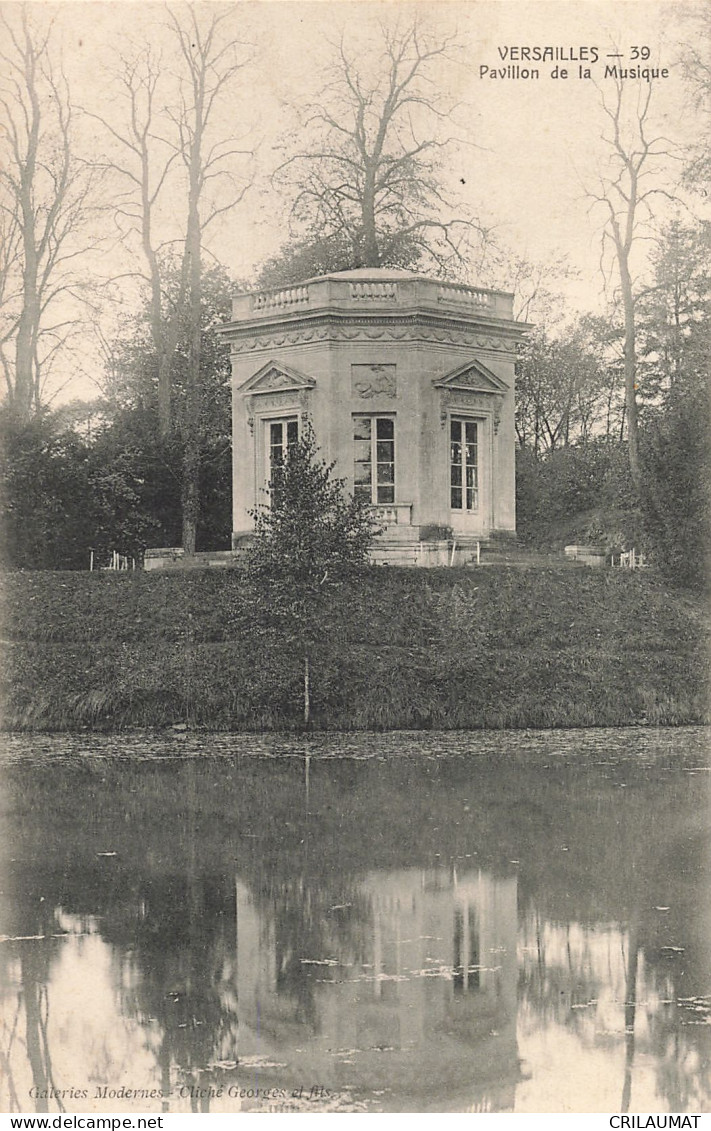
[97,261,234,553]
[636,219,711,401]
[0,261,234,570]
[631,216,711,587]
[515,322,611,454]
[515,440,641,552]
[638,333,711,590]
[256,229,371,290]
[640,384,710,590]
[86,408,183,556]
[105,263,232,429]
[246,427,378,724]
[0,407,95,569]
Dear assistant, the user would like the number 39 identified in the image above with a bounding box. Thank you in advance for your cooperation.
[630,46,651,59]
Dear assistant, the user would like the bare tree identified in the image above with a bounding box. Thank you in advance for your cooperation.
[501,253,576,324]
[0,6,101,419]
[585,76,676,492]
[166,5,252,554]
[84,46,184,436]
[680,4,711,194]
[276,19,487,273]
[90,5,252,551]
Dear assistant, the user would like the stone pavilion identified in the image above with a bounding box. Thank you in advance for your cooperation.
[220,268,527,565]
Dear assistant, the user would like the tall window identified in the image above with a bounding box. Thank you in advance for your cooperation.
[450,419,478,511]
[353,417,395,504]
[267,418,298,480]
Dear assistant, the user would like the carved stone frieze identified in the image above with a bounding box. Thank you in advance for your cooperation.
[230,323,517,355]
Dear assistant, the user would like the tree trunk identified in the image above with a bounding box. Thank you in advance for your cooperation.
[14,292,39,419]
[360,172,380,266]
[620,255,642,494]
[147,241,187,440]
[181,256,202,553]
[13,24,41,421]
[181,98,203,555]
[16,173,40,419]
[182,437,200,556]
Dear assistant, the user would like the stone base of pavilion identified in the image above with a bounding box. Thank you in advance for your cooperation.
[141,535,616,571]
[143,535,494,571]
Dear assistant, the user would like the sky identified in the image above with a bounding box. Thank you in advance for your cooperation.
[1,0,706,403]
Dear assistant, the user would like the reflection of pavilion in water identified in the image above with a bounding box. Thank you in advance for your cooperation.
[237,867,519,1112]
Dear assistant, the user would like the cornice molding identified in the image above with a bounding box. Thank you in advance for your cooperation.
[230,320,519,356]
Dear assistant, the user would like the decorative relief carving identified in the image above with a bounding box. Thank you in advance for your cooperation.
[452,371,492,391]
[442,389,486,408]
[256,367,296,390]
[230,325,517,354]
[434,359,508,395]
[260,391,301,410]
[351,363,397,399]
[245,393,255,432]
[241,359,316,396]
[438,388,504,432]
[248,389,310,413]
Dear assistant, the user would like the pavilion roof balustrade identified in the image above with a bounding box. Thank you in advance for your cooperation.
[231,274,515,323]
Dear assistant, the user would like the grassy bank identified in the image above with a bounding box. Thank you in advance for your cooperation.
[1,566,708,731]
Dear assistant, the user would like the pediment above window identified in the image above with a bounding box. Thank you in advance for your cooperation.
[239,359,316,395]
[433,359,509,395]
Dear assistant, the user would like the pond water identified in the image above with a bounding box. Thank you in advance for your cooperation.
[1,727,709,1115]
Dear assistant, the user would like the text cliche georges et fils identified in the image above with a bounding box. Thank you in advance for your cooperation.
[480,45,670,82]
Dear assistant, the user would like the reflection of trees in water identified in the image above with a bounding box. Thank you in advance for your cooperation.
[0,884,66,1113]
[518,912,710,1112]
[3,752,240,1110]
[95,752,239,1108]
[248,868,374,1031]
[103,872,238,1110]
[515,764,710,1114]
[1,865,239,1113]
[2,744,708,1112]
